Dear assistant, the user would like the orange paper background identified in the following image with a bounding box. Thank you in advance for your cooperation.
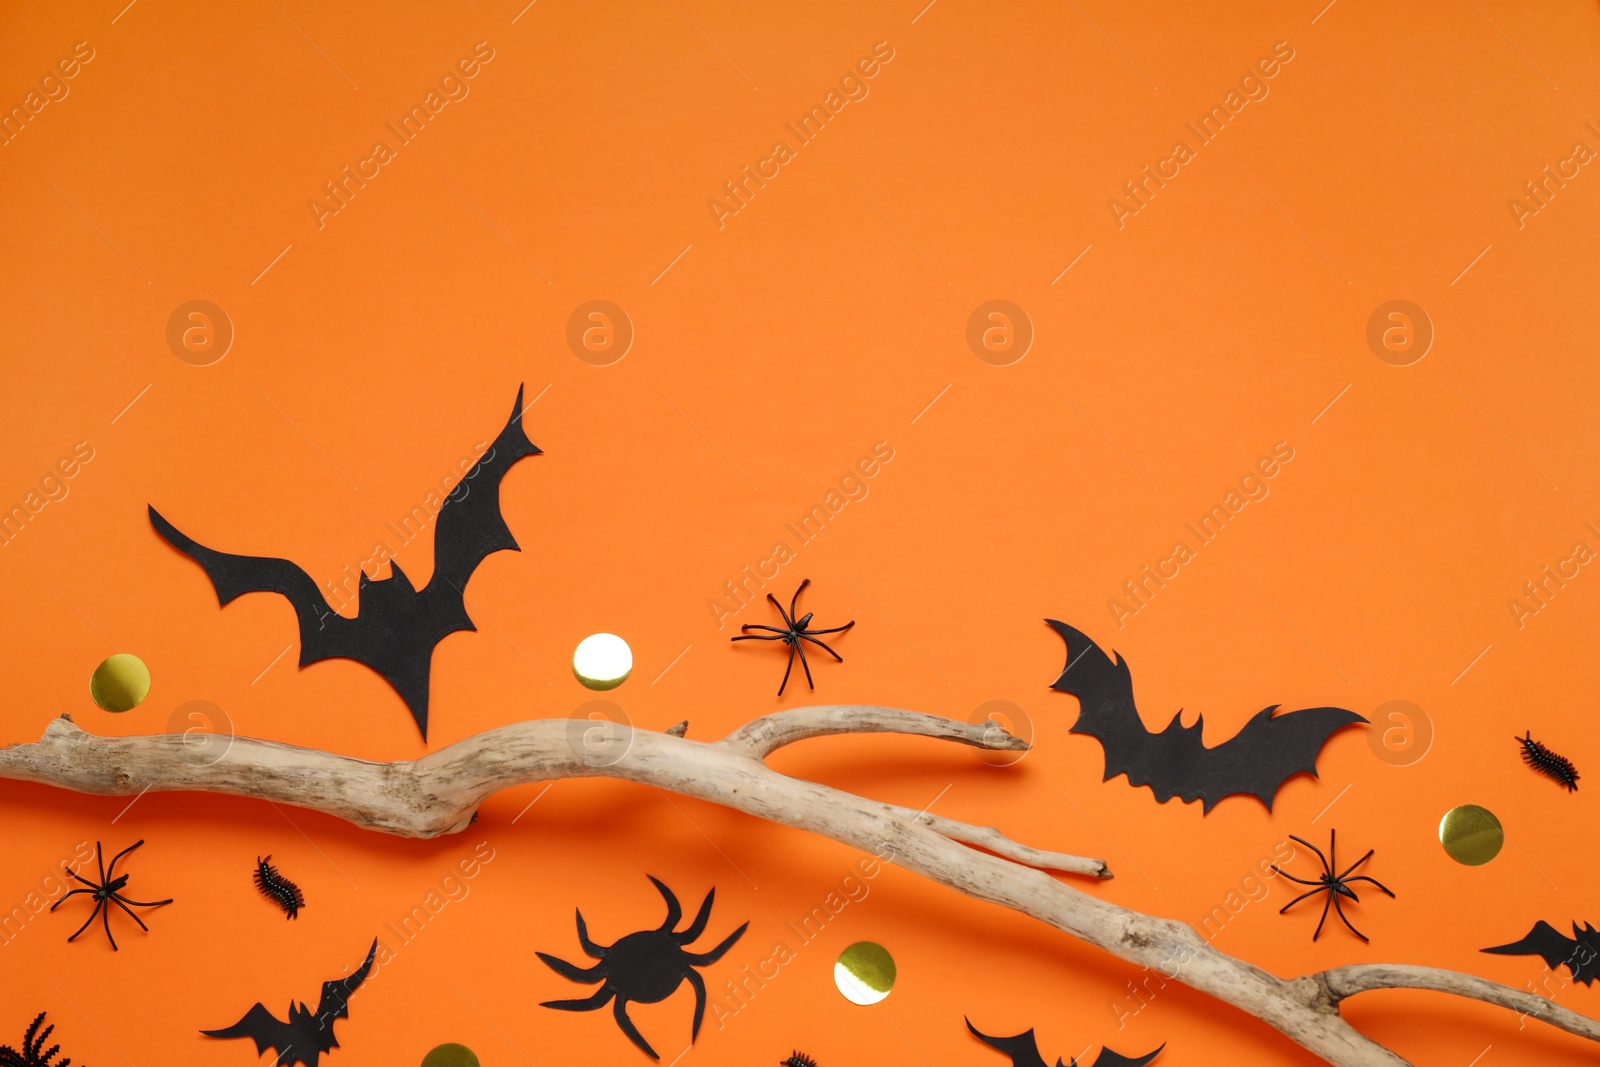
[1,1,1598,1064]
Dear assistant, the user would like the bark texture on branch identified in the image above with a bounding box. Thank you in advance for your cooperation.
[0,709,1591,1067]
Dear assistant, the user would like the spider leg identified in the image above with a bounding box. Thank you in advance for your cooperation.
[1311,891,1333,941]
[649,876,683,932]
[64,900,104,943]
[49,888,96,912]
[1286,835,1331,877]
[680,888,716,941]
[536,951,605,982]
[1268,865,1323,887]
[1331,893,1370,942]
[112,894,173,908]
[687,967,708,1041]
[685,920,749,965]
[1343,875,1396,898]
[94,841,108,887]
[542,985,616,1012]
[104,839,145,881]
[766,592,797,632]
[795,641,816,690]
[777,641,798,696]
[804,621,856,636]
[1335,849,1376,881]
[798,634,845,662]
[1277,886,1327,914]
[109,895,151,932]
[64,868,100,891]
[575,908,607,958]
[613,996,660,1060]
[737,625,790,635]
[101,898,119,951]
[788,579,811,625]
[730,634,785,643]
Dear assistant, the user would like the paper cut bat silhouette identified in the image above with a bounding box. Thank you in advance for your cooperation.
[202,938,377,1066]
[1046,620,1365,812]
[1483,920,1600,984]
[150,387,539,740]
[965,1017,1163,1067]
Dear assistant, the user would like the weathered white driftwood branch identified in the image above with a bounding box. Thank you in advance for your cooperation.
[0,708,1592,1066]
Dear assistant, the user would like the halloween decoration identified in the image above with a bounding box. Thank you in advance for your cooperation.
[538,876,748,1059]
[965,1018,1163,1067]
[1272,831,1394,942]
[834,941,896,1004]
[1046,620,1364,811]
[149,386,540,740]
[202,938,377,1066]
[1483,921,1600,984]
[780,1054,817,1067]
[1438,804,1504,866]
[253,855,306,919]
[0,1012,79,1067]
[88,652,150,712]
[731,579,854,695]
[50,839,172,951]
[1516,731,1579,791]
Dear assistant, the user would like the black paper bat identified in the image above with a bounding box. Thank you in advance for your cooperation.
[1483,920,1600,984]
[202,938,377,1067]
[966,1018,1162,1067]
[149,387,539,740]
[1046,620,1365,812]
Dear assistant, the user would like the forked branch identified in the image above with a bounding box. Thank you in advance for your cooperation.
[0,708,1590,1066]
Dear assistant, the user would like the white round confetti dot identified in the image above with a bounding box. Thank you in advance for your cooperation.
[573,633,632,691]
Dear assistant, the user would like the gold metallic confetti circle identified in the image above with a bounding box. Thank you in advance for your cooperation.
[421,1044,480,1067]
[573,633,632,690]
[1439,804,1504,866]
[834,941,896,1005]
[89,654,150,712]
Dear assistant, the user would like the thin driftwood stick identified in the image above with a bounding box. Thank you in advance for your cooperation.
[0,709,1591,1067]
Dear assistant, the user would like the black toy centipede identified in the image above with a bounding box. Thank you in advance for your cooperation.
[780,1054,818,1067]
[0,1011,79,1067]
[1517,731,1579,792]
[253,855,306,919]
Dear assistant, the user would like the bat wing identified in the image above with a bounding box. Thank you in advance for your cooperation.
[1047,620,1365,812]
[150,505,336,647]
[1091,1044,1164,1067]
[1483,921,1599,983]
[965,1018,1054,1067]
[314,938,379,1025]
[422,384,541,598]
[201,1002,309,1065]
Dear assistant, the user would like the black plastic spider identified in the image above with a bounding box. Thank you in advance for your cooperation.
[538,876,748,1060]
[1271,830,1394,942]
[0,1012,77,1067]
[731,579,855,695]
[50,839,173,951]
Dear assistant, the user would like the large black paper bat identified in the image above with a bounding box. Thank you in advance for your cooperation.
[202,938,377,1067]
[1046,620,1365,812]
[1483,920,1600,984]
[149,387,539,740]
[966,1018,1162,1067]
